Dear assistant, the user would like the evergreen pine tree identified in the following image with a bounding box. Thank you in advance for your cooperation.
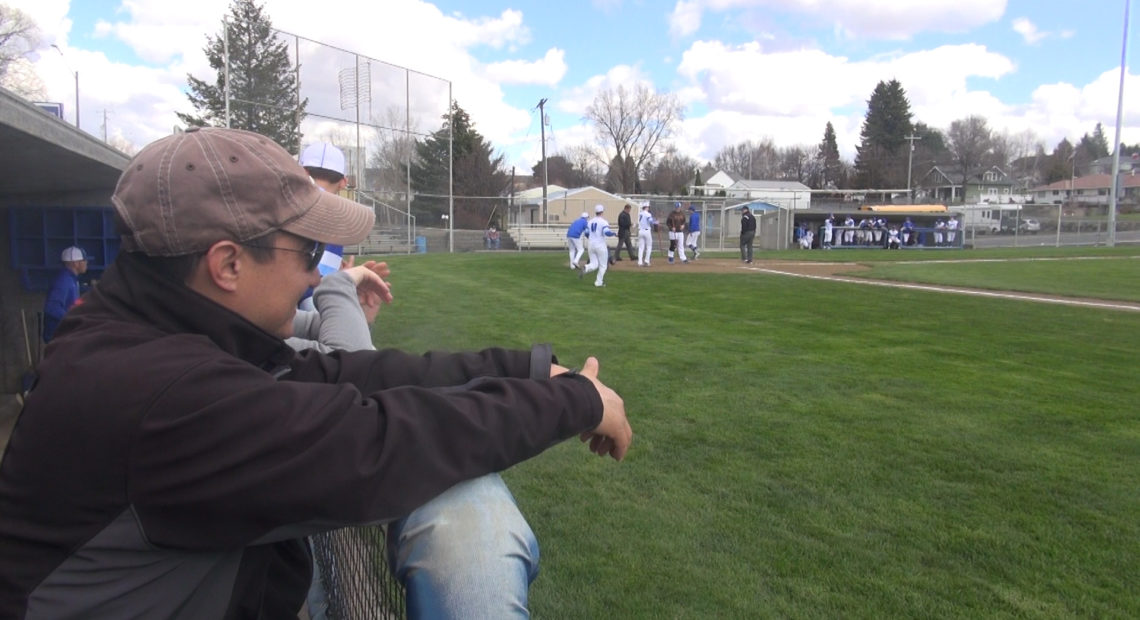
[817,122,842,188]
[410,101,507,229]
[853,79,913,190]
[176,0,306,153]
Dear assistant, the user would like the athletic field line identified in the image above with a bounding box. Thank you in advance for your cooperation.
[746,267,1140,313]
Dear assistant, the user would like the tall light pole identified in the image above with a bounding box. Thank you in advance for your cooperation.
[1107,0,1131,247]
[50,44,79,129]
[905,134,921,204]
[536,98,549,225]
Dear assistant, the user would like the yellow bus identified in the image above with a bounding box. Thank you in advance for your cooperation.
[858,204,947,213]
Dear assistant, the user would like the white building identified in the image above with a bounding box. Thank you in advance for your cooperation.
[726,180,812,210]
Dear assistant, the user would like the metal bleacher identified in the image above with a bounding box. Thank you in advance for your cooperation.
[509,226,566,250]
[344,229,414,255]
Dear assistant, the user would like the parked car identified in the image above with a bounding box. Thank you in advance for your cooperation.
[1018,218,1041,234]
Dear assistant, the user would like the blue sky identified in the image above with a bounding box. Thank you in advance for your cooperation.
[8,0,1137,174]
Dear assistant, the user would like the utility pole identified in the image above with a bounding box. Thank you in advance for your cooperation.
[1108,0,1131,247]
[905,134,921,204]
[50,45,79,129]
[537,98,549,224]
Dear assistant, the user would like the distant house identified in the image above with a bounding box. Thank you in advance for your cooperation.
[508,184,567,226]
[512,185,633,225]
[1028,173,1140,206]
[919,164,1015,204]
[726,179,812,210]
[689,167,738,195]
[1084,153,1140,176]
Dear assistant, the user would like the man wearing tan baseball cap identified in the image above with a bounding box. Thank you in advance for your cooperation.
[0,127,632,618]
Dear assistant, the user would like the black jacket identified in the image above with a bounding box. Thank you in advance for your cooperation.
[0,251,601,618]
[617,210,632,234]
[741,211,757,233]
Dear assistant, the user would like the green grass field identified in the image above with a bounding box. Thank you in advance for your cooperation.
[371,247,1140,618]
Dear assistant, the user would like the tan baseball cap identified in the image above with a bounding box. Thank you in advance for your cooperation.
[112,127,375,256]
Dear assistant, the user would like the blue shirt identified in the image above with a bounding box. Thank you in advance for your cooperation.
[567,217,588,239]
[688,211,701,232]
[43,268,80,342]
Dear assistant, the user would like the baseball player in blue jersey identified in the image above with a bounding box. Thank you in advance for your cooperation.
[685,204,701,259]
[580,204,617,287]
[637,205,657,266]
[566,212,588,269]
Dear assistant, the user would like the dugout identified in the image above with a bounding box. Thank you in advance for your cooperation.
[789,206,963,249]
[0,86,130,396]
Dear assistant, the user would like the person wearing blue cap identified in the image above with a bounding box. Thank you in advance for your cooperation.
[42,246,88,342]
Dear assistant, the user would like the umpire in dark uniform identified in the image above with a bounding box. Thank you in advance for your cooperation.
[614,204,636,262]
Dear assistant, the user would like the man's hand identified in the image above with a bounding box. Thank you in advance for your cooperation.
[342,262,393,323]
[575,356,632,461]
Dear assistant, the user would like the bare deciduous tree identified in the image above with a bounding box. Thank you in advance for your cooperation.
[584,83,683,193]
[714,139,779,180]
[367,106,419,197]
[946,115,993,193]
[0,4,40,75]
[561,144,605,188]
[642,144,699,195]
[0,55,45,99]
[0,4,43,97]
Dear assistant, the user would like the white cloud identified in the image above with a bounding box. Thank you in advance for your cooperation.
[556,64,657,116]
[1012,17,1046,44]
[669,0,1007,40]
[484,48,567,86]
[669,1,705,38]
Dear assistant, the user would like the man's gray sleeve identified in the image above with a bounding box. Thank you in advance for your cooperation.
[285,271,374,354]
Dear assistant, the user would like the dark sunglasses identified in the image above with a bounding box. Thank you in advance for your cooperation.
[242,238,326,272]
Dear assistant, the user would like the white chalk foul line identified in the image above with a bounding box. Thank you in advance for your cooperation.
[745,267,1140,313]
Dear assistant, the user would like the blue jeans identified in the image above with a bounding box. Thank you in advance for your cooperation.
[308,474,538,619]
[389,474,538,619]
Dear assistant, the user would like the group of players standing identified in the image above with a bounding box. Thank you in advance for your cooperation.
[566,202,702,287]
[801,214,961,250]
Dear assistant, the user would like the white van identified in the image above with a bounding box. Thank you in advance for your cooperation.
[948,204,1022,234]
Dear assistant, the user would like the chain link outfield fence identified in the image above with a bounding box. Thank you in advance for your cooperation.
[218,25,467,617]
[226,23,457,258]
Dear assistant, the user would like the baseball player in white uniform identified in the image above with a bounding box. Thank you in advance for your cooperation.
[946,216,959,245]
[637,205,657,266]
[580,204,617,287]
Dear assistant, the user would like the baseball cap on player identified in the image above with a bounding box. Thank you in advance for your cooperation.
[688,205,696,211]
[112,127,375,256]
[61,246,87,262]
[580,212,589,219]
[299,142,347,177]
[594,204,605,213]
